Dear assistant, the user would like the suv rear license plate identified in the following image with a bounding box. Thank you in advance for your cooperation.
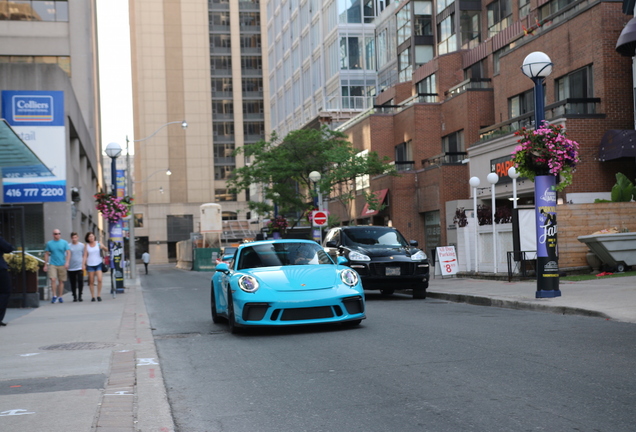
[386,267,401,276]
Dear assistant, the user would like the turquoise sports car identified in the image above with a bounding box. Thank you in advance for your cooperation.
[211,239,366,333]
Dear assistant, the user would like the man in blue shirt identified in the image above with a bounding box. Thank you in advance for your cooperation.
[43,229,70,303]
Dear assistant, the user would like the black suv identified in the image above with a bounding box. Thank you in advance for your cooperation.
[323,226,430,299]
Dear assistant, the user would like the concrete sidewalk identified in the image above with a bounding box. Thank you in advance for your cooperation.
[428,274,636,324]
[0,277,174,432]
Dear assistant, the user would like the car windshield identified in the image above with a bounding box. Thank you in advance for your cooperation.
[237,242,334,270]
[343,228,408,248]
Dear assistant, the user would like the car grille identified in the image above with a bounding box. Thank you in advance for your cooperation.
[369,262,428,276]
[279,306,334,321]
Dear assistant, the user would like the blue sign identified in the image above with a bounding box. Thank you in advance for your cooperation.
[2,90,66,203]
[2,90,64,126]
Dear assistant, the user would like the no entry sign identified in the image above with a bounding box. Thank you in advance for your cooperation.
[312,211,328,226]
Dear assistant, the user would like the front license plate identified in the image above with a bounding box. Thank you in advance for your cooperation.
[386,267,401,276]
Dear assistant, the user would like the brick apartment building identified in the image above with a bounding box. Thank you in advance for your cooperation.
[331,0,635,254]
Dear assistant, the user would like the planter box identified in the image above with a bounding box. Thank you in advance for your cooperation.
[10,271,38,294]
[577,232,636,272]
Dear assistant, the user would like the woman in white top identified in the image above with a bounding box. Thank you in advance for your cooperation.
[82,232,108,302]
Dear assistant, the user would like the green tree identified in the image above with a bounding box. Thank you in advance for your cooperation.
[227,127,395,225]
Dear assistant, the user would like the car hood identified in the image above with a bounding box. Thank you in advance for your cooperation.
[348,245,416,258]
[244,266,342,291]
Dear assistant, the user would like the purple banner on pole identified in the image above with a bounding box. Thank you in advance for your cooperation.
[534,175,560,297]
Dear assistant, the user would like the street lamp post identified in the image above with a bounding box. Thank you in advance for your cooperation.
[105,142,123,291]
[469,176,481,273]
[308,171,323,244]
[521,52,561,298]
[487,173,499,274]
[126,120,187,279]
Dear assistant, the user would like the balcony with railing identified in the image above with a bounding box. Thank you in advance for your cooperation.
[395,161,415,172]
[446,78,492,98]
[422,152,468,167]
[478,97,602,143]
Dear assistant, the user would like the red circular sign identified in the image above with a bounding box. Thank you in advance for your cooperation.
[313,211,328,226]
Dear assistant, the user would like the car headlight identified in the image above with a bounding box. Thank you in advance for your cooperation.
[340,269,359,287]
[411,250,427,261]
[238,275,259,292]
[348,250,370,261]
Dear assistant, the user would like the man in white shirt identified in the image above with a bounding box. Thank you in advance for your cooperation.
[141,251,150,275]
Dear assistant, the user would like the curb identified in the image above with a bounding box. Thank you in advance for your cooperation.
[427,291,611,320]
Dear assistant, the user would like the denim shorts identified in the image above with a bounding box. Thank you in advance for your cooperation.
[86,264,101,273]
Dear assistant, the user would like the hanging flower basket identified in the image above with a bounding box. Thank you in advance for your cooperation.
[94,192,133,223]
[267,215,288,234]
[512,121,580,191]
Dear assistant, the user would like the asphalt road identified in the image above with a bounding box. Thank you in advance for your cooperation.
[142,265,636,432]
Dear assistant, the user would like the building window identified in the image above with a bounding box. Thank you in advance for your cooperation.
[442,130,465,163]
[508,89,535,118]
[210,11,230,27]
[215,166,234,180]
[212,122,234,137]
[239,12,260,27]
[241,78,262,93]
[241,56,262,70]
[243,100,264,114]
[487,0,511,37]
[363,0,375,23]
[378,0,392,13]
[492,46,509,75]
[397,6,412,45]
[210,34,231,48]
[0,55,71,76]
[355,150,370,190]
[215,189,237,202]
[212,100,234,114]
[539,0,577,20]
[398,47,412,82]
[395,140,414,172]
[437,0,455,12]
[340,36,363,69]
[0,0,69,21]
[460,10,480,49]
[414,1,433,36]
[240,35,261,49]
[243,121,265,138]
[416,74,437,102]
[211,56,232,71]
[437,14,456,55]
[519,0,530,18]
[555,65,595,114]
[338,0,362,23]
[377,29,389,69]
[214,143,235,164]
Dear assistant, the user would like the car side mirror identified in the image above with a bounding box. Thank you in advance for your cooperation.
[337,256,348,265]
[326,240,338,248]
[215,262,229,273]
[409,240,419,247]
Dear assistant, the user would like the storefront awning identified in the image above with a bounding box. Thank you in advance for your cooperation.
[598,129,636,162]
[360,188,389,218]
[0,119,54,177]
[616,16,636,57]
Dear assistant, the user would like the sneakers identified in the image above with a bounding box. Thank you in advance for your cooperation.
[58,297,63,303]
[97,297,102,302]
[91,298,96,302]
[51,296,57,303]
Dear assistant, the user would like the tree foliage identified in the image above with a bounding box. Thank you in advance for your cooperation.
[227,127,395,224]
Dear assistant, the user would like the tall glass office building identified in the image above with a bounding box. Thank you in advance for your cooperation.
[266,0,380,134]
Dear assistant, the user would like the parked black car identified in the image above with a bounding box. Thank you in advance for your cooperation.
[323,226,430,299]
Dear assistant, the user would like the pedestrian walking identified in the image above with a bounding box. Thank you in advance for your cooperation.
[68,232,84,302]
[83,232,108,302]
[43,229,70,304]
[0,234,14,326]
[141,251,150,274]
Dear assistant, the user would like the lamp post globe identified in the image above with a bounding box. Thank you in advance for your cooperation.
[105,142,123,159]
[308,171,321,183]
[521,52,553,79]
[487,173,499,184]
[469,176,481,188]
[508,166,520,179]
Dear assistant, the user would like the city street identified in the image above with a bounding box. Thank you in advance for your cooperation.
[142,266,636,432]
